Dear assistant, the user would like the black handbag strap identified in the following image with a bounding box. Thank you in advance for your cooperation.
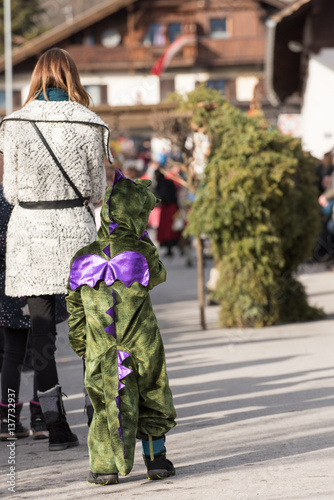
[31,121,95,221]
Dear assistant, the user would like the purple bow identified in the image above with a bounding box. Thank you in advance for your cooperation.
[69,251,149,290]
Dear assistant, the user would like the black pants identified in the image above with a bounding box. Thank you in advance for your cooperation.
[27,295,59,393]
[0,326,38,405]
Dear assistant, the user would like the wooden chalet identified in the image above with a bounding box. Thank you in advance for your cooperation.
[0,0,288,135]
[266,0,334,105]
[265,0,334,157]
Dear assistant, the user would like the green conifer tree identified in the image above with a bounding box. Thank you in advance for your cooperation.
[0,0,45,54]
[181,85,324,327]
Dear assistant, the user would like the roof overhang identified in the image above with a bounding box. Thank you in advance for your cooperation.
[262,0,290,8]
[0,0,136,73]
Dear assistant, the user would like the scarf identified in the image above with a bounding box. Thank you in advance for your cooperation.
[36,88,69,101]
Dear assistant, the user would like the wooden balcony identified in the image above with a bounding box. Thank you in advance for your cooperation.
[67,42,198,72]
[66,35,265,73]
[197,35,266,66]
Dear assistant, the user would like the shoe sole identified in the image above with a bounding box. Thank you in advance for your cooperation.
[148,469,176,481]
[88,474,118,485]
[0,432,30,440]
[49,439,79,451]
[88,479,119,485]
[32,431,49,440]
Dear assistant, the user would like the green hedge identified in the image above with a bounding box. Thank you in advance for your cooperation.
[181,86,324,327]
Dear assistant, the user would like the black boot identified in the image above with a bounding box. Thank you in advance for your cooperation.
[83,387,94,427]
[142,434,175,480]
[37,385,79,451]
[30,400,48,440]
[0,402,30,440]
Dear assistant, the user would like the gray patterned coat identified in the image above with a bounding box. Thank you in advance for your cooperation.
[0,100,112,297]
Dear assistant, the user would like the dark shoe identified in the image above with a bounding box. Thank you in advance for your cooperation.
[38,385,79,451]
[0,402,30,440]
[87,471,118,485]
[30,400,48,440]
[48,420,79,451]
[143,450,175,480]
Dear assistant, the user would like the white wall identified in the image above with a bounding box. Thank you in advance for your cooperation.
[301,49,334,159]
[103,75,160,106]
[174,73,209,96]
[236,75,259,101]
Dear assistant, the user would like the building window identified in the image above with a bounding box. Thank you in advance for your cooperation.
[84,85,108,106]
[210,18,227,39]
[160,78,175,101]
[101,29,121,48]
[142,23,166,46]
[83,34,95,46]
[206,79,226,94]
[168,23,182,43]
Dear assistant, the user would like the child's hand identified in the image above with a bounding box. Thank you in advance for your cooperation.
[318,194,328,207]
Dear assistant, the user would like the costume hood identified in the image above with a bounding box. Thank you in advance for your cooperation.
[98,170,158,241]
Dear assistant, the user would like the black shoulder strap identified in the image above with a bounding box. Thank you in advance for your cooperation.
[31,121,95,221]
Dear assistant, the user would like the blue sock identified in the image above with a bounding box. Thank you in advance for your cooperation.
[142,436,165,457]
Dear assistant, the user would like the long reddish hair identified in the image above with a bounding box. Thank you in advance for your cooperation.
[24,48,90,107]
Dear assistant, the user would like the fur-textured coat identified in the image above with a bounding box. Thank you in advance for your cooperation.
[0,100,111,297]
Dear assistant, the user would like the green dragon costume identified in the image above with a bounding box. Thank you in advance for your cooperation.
[66,170,176,480]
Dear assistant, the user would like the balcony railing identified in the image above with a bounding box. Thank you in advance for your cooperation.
[68,43,197,71]
[67,34,265,72]
[197,35,266,65]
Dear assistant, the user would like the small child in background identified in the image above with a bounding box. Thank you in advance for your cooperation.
[66,170,176,485]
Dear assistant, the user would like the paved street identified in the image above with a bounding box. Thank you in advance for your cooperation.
[1,252,334,500]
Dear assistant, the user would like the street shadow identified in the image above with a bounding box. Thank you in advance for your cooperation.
[170,366,334,434]
[163,336,311,355]
[166,356,296,373]
[171,429,334,476]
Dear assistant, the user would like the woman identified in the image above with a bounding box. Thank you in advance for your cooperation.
[155,169,181,257]
[0,48,112,451]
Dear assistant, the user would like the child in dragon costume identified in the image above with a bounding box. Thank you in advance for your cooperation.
[66,170,176,485]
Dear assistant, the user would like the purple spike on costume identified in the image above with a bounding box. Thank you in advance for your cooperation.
[113,168,125,186]
[140,229,152,242]
[118,366,132,390]
[104,291,116,338]
[103,245,111,258]
[104,323,115,337]
[107,168,125,208]
[107,168,137,223]
[105,306,114,317]
[116,349,133,457]
[69,251,149,290]
[117,354,132,392]
[108,220,118,234]
[118,350,129,361]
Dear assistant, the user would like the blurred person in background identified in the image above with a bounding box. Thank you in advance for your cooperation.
[316,150,334,195]
[155,167,181,257]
